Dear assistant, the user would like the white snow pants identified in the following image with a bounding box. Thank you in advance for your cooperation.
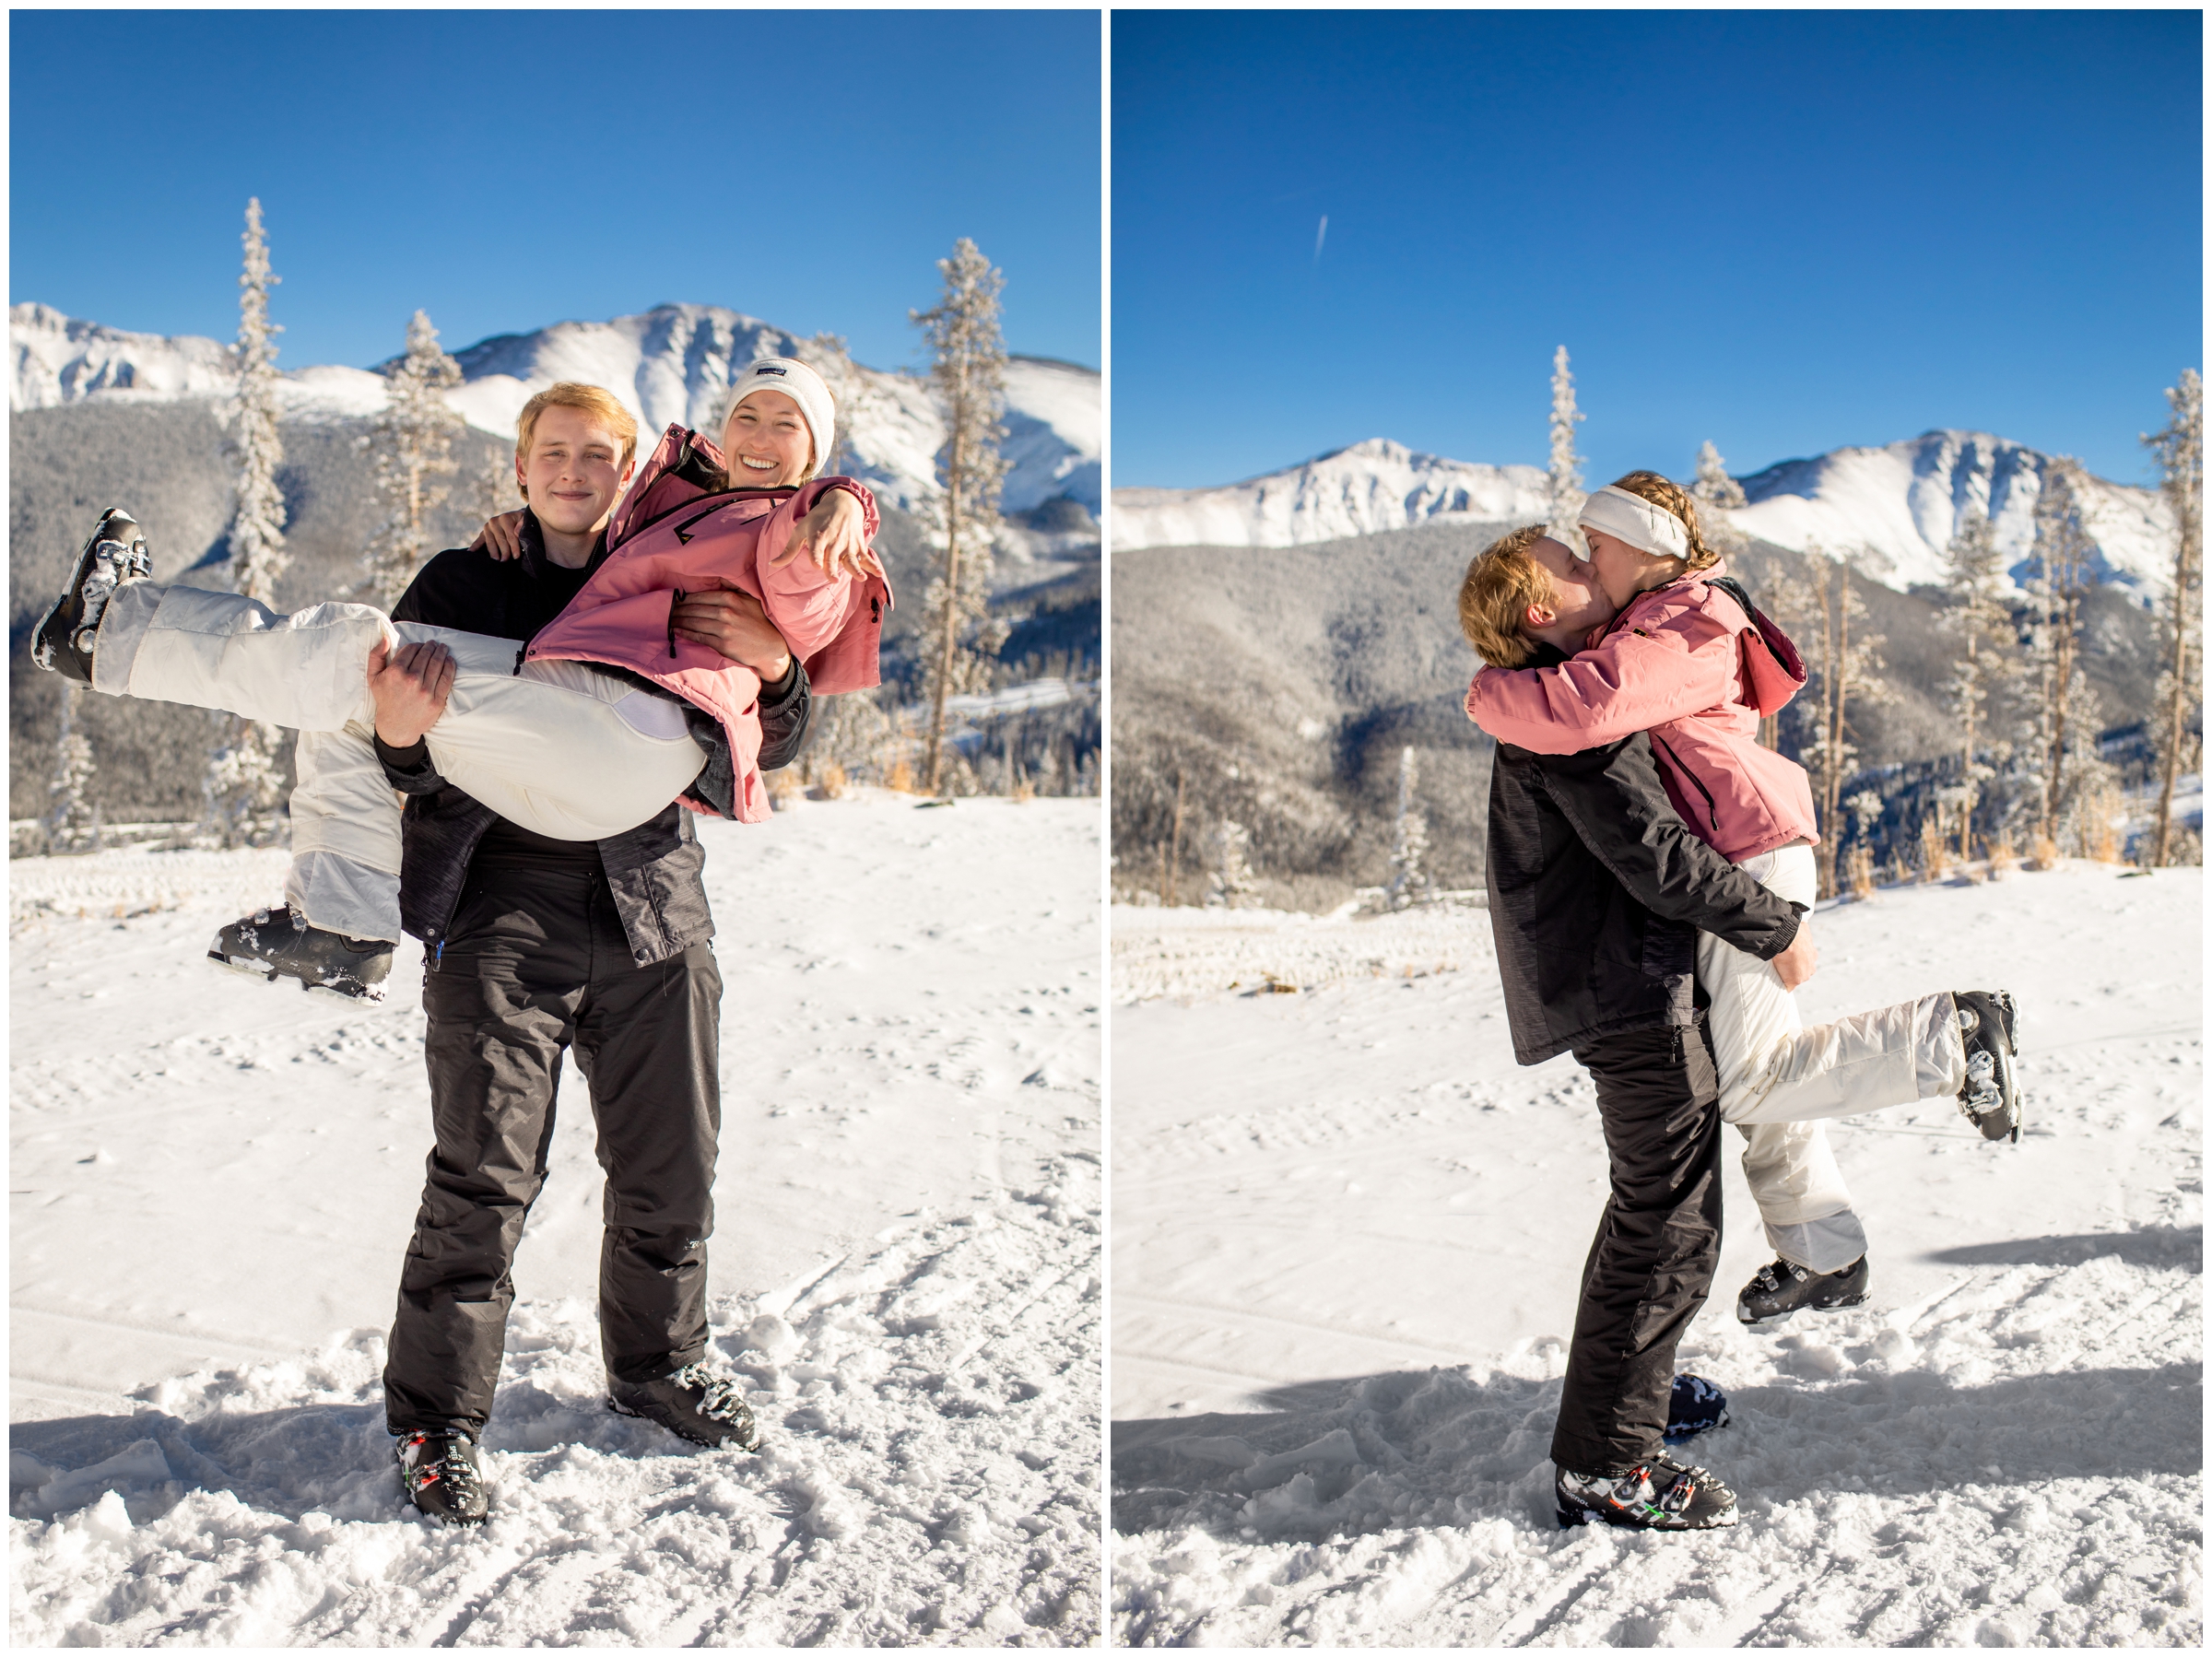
[90,581,708,943]
[1699,843,1968,1274]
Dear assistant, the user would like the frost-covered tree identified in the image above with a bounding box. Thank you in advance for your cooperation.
[1547,346,1585,534]
[203,196,290,850]
[2143,369,2203,867]
[1385,746,1430,910]
[1690,440,1748,555]
[362,311,465,606]
[1205,818,1255,909]
[47,684,101,855]
[1941,506,2012,856]
[1774,543,1890,896]
[2025,458,2101,843]
[912,240,1013,793]
[227,197,288,602]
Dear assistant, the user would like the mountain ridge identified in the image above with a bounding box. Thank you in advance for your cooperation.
[1112,428,2177,601]
[11,300,1100,518]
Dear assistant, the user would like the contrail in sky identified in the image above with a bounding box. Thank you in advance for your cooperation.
[1313,215,1327,263]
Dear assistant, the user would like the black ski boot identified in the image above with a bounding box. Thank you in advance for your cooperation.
[1556,1451,1738,1531]
[1663,1373,1730,1444]
[31,508,152,684]
[208,906,393,1000]
[396,1430,488,1526]
[1953,990,2020,1142]
[607,1363,763,1450]
[1737,1253,1871,1325]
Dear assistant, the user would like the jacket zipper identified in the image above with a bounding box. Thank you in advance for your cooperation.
[668,589,686,658]
[1650,731,1722,833]
[614,483,801,553]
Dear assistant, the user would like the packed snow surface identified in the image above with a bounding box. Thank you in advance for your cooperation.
[9,792,1101,1645]
[1109,428,2173,600]
[10,301,1100,517]
[1112,864,2201,1646]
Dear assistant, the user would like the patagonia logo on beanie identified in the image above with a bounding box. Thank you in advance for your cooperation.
[725,358,835,481]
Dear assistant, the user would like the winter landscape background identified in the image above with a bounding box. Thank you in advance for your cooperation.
[9,299,1102,828]
[1111,427,2194,909]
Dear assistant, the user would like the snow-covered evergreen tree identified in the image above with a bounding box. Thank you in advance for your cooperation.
[1384,746,1430,911]
[1690,440,1747,554]
[1941,505,2011,856]
[2025,458,2101,843]
[1547,346,1585,534]
[912,240,1012,793]
[2143,368,2203,867]
[362,311,465,606]
[202,196,290,850]
[1205,818,1255,909]
[47,684,101,855]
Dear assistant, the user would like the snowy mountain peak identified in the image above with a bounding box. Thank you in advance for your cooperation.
[11,301,1099,518]
[1112,439,1549,551]
[1115,423,2175,599]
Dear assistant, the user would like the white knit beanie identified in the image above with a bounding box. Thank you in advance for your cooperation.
[724,358,835,481]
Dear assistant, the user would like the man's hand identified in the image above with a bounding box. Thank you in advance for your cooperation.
[469,511,529,562]
[1771,923,1818,991]
[771,488,882,581]
[369,638,456,748]
[670,581,794,681]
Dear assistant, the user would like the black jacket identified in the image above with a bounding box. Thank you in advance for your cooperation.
[1485,718,1803,1066]
[374,515,811,968]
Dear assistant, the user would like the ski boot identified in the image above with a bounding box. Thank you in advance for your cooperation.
[608,1363,762,1450]
[1557,1451,1738,1531]
[1953,991,2020,1142]
[396,1430,488,1526]
[32,508,152,684]
[208,906,393,1001]
[1663,1373,1730,1443]
[1738,1253,1870,1325]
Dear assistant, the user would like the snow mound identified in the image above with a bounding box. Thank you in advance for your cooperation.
[11,1168,1100,1646]
[1111,439,1547,551]
[1729,429,2177,601]
[1114,1247,2199,1646]
[10,302,1100,516]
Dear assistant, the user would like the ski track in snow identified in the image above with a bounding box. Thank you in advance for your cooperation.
[1111,864,2202,1647]
[10,793,1101,1646]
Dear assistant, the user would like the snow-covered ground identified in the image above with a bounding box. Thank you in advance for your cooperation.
[1112,864,2201,1646]
[9,792,1101,1644]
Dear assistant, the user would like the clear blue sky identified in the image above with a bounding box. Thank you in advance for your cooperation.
[1113,10,2202,490]
[11,10,1100,373]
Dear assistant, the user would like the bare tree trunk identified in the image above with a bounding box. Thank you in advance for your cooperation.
[2152,580,2190,867]
[1822,566,1848,897]
[924,441,964,795]
[1163,769,1186,907]
[1959,630,1978,861]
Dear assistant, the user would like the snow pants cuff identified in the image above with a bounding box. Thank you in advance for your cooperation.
[1551,1018,1724,1476]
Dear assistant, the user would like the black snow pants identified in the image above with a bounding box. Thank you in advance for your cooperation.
[382,864,723,1437]
[1548,1016,1725,1475]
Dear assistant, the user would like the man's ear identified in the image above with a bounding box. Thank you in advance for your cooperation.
[513,455,529,504]
[1524,602,1557,630]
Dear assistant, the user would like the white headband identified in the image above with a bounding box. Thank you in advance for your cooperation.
[1578,484,1690,560]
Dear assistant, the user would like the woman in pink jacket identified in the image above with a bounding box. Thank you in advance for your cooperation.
[1460,472,2019,1327]
[33,360,888,995]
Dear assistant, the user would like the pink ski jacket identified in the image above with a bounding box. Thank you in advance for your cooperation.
[1463,562,1819,862]
[526,422,893,824]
